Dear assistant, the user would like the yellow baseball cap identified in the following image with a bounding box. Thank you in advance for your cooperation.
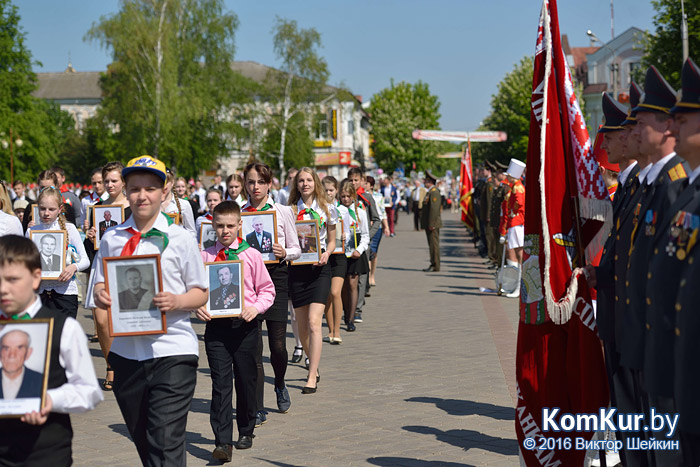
[122,155,167,181]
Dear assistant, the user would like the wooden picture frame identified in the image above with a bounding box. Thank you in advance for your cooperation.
[332,218,344,254]
[166,212,181,225]
[199,221,216,250]
[29,230,67,280]
[292,220,321,265]
[0,319,54,417]
[103,254,166,337]
[30,205,40,225]
[240,211,279,263]
[205,260,245,318]
[93,204,125,250]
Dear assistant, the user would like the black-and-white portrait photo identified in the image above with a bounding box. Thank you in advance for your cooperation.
[94,205,124,248]
[104,255,165,336]
[116,265,156,312]
[240,211,278,262]
[29,230,66,280]
[205,261,244,318]
[0,320,51,417]
[200,222,216,250]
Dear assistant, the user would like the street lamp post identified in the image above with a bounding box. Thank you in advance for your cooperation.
[1,128,23,186]
[681,0,689,62]
[587,29,618,99]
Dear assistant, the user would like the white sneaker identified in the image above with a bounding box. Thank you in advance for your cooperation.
[505,288,520,298]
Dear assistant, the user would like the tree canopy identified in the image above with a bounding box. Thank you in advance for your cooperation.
[86,0,242,177]
[640,0,700,89]
[472,56,534,165]
[368,80,445,172]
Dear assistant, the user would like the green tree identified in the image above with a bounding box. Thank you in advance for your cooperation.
[260,112,314,170]
[639,0,700,89]
[368,80,443,172]
[0,0,75,183]
[472,56,534,165]
[86,0,242,177]
[267,17,329,179]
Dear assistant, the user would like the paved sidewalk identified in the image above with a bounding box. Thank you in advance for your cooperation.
[71,211,520,466]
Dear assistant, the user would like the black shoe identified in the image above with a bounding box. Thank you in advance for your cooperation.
[423,266,435,272]
[304,356,310,369]
[212,444,233,462]
[308,369,320,383]
[347,321,356,332]
[301,386,317,394]
[290,346,303,363]
[236,434,254,450]
[365,290,371,297]
[254,410,267,427]
[275,386,291,413]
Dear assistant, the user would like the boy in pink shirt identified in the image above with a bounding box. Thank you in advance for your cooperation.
[197,201,275,462]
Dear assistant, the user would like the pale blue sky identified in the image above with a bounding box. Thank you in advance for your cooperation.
[17,0,657,131]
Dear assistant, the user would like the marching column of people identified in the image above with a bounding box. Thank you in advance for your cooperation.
[582,61,700,467]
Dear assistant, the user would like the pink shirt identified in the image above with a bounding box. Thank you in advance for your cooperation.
[242,196,302,262]
[201,239,276,315]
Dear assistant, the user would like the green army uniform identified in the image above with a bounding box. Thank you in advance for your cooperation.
[489,180,508,265]
[421,184,442,271]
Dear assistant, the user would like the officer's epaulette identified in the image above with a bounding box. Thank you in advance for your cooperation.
[668,163,687,182]
[513,182,525,194]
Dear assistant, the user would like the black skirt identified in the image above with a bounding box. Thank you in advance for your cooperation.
[288,263,331,308]
[346,232,369,275]
[258,261,289,322]
[329,253,347,278]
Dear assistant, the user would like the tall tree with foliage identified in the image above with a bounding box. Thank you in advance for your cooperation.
[369,80,443,172]
[473,56,534,165]
[639,0,700,89]
[267,17,329,178]
[86,0,243,177]
[0,0,74,183]
[261,112,314,170]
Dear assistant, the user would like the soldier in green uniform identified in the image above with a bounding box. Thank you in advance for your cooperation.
[421,171,442,272]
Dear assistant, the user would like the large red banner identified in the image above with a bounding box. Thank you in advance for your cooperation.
[460,141,475,230]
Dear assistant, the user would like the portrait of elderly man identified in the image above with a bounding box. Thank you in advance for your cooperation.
[210,265,240,310]
[118,267,155,312]
[98,209,118,238]
[0,330,43,400]
[39,235,61,272]
[245,216,273,254]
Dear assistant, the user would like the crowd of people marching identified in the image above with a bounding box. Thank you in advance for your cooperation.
[0,155,441,465]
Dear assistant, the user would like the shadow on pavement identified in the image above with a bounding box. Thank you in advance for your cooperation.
[405,397,514,421]
[367,458,475,467]
[403,425,518,456]
[428,285,481,296]
[251,459,305,467]
[190,397,213,415]
[185,431,218,464]
[378,265,426,272]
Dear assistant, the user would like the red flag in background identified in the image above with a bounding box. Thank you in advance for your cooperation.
[459,140,475,230]
[515,1,611,465]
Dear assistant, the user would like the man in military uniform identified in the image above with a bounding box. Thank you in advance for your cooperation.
[421,171,442,272]
[488,163,509,267]
[650,58,700,466]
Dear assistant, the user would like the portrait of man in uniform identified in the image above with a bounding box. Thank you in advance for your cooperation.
[245,216,273,254]
[117,267,156,312]
[0,330,42,400]
[210,264,240,310]
[202,228,218,250]
[98,209,118,237]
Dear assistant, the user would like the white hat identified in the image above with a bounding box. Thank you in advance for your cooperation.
[506,159,526,179]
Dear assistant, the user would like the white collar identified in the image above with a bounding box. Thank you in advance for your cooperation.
[618,161,638,187]
[242,195,275,211]
[637,163,653,184]
[646,152,676,185]
[116,212,170,233]
[689,165,700,184]
[297,197,320,213]
[1,295,42,320]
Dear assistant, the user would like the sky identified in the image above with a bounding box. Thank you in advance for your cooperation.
[16,0,657,131]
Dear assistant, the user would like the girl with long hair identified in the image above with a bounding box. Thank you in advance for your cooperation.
[242,163,301,419]
[321,176,347,344]
[195,187,224,246]
[287,167,336,393]
[226,174,247,207]
[162,169,197,239]
[0,182,22,236]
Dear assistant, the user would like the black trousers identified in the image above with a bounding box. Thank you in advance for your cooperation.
[205,319,258,445]
[613,365,650,467]
[39,291,78,320]
[412,201,421,230]
[680,430,700,467]
[108,353,197,467]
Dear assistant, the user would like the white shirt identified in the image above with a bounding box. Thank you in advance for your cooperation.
[241,196,301,262]
[645,152,676,185]
[1,296,103,413]
[637,163,653,185]
[618,161,638,187]
[372,191,387,221]
[163,195,197,241]
[195,187,207,212]
[90,213,207,361]
[688,164,700,184]
[295,198,338,250]
[0,211,23,237]
[27,220,90,296]
[2,366,24,400]
[276,186,291,206]
[344,204,370,257]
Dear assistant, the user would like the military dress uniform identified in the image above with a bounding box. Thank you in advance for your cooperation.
[489,178,509,264]
[421,175,442,272]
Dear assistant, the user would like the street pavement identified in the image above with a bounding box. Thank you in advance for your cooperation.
[71,210,521,466]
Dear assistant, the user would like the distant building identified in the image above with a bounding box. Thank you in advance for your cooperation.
[32,61,371,179]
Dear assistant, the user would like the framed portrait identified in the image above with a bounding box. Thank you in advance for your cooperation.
[199,222,216,250]
[166,212,181,225]
[102,255,166,337]
[205,260,245,318]
[29,230,67,280]
[292,220,321,265]
[332,218,344,254]
[93,205,125,249]
[0,319,53,418]
[240,211,279,263]
[30,205,40,225]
